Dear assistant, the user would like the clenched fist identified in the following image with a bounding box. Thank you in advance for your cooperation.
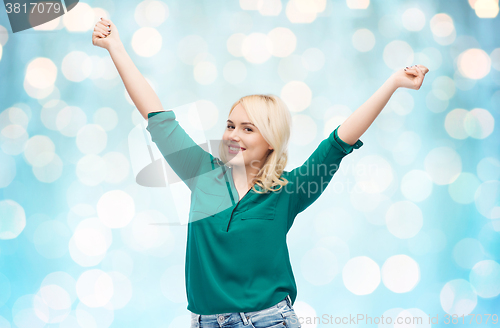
[92,17,122,51]
[392,64,430,90]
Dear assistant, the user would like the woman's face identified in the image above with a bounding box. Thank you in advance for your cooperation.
[222,103,273,169]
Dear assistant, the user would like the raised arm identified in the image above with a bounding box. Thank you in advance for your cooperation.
[92,17,163,120]
[337,65,429,145]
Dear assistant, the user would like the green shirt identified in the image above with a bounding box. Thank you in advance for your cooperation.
[146,109,363,315]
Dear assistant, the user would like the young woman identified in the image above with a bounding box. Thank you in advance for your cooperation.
[93,18,429,328]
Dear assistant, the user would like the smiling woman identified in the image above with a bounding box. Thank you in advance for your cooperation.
[219,95,292,195]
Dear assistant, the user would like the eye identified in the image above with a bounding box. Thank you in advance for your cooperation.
[245,127,253,132]
[226,125,234,129]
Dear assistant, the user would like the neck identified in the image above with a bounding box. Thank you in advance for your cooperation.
[231,162,262,189]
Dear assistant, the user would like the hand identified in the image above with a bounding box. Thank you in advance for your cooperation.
[392,65,429,90]
[92,17,122,51]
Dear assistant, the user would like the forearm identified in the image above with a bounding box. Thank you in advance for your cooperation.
[108,44,164,120]
[337,76,399,145]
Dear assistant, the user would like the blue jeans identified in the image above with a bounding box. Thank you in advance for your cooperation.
[190,295,301,328]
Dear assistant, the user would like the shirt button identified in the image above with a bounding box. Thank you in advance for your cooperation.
[218,315,224,322]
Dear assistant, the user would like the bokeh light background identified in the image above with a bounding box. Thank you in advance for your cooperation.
[1,0,500,327]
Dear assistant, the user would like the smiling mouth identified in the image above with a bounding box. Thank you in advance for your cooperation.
[228,145,246,153]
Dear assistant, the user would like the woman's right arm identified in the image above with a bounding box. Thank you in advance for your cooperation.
[92,17,164,120]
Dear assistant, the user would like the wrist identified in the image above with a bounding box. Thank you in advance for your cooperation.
[388,74,400,91]
[108,41,125,54]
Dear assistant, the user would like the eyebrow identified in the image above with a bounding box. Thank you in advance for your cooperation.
[226,119,255,127]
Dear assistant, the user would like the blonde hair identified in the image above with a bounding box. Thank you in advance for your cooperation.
[218,94,291,194]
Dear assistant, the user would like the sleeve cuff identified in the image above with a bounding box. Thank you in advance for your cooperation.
[147,110,173,119]
[331,125,363,155]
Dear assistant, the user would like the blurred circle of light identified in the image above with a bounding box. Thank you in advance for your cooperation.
[268,27,296,57]
[76,269,114,308]
[448,172,481,204]
[32,154,62,182]
[63,2,95,32]
[342,256,380,295]
[474,0,500,18]
[401,8,426,31]
[454,70,477,91]
[0,25,8,45]
[440,279,478,316]
[401,170,433,202]
[301,48,325,71]
[452,238,485,269]
[227,33,246,57]
[76,124,108,155]
[33,220,71,259]
[424,147,462,185]
[278,55,308,82]
[0,152,15,188]
[76,154,107,186]
[107,272,132,309]
[290,114,316,146]
[383,40,414,70]
[491,48,500,70]
[24,135,55,167]
[242,33,273,64]
[97,190,135,229]
[432,76,456,100]
[177,35,208,65]
[280,81,312,112]
[131,27,162,57]
[223,60,247,84]
[56,106,87,137]
[285,0,322,23]
[474,181,500,220]
[382,255,420,293]
[458,48,491,79]
[352,28,375,52]
[102,152,130,184]
[477,157,500,181]
[69,236,108,266]
[98,57,120,81]
[194,61,218,85]
[301,247,339,285]
[72,218,112,257]
[41,272,77,305]
[392,131,421,166]
[62,51,92,82]
[93,107,118,131]
[354,193,387,223]
[385,201,423,239]
[34,285,71,323]
[25,57,57,89]
[445,108,469,139]
[0,199,26,239]
[464,108,494,139]
[309,96,332,120]
[469,260,500,298]
[354,155,393,193]
[347,0,370,9]
[430,13,455,37]
[7,106,30,127]
[160,265,186,303]
[259,0,282,15]
[12,294,46,328]
[314,208,355,241]
[135,0,169,27]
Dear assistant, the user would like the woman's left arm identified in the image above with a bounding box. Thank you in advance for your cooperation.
[337,64,430,145]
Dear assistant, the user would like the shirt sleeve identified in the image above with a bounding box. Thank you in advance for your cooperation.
[146,110,214,191]
[288,124,363,215]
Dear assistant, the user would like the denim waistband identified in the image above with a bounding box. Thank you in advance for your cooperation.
[195,295,292,324]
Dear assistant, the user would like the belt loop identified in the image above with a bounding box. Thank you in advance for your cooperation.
[239,312,250,325]
[285,295,292,308]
